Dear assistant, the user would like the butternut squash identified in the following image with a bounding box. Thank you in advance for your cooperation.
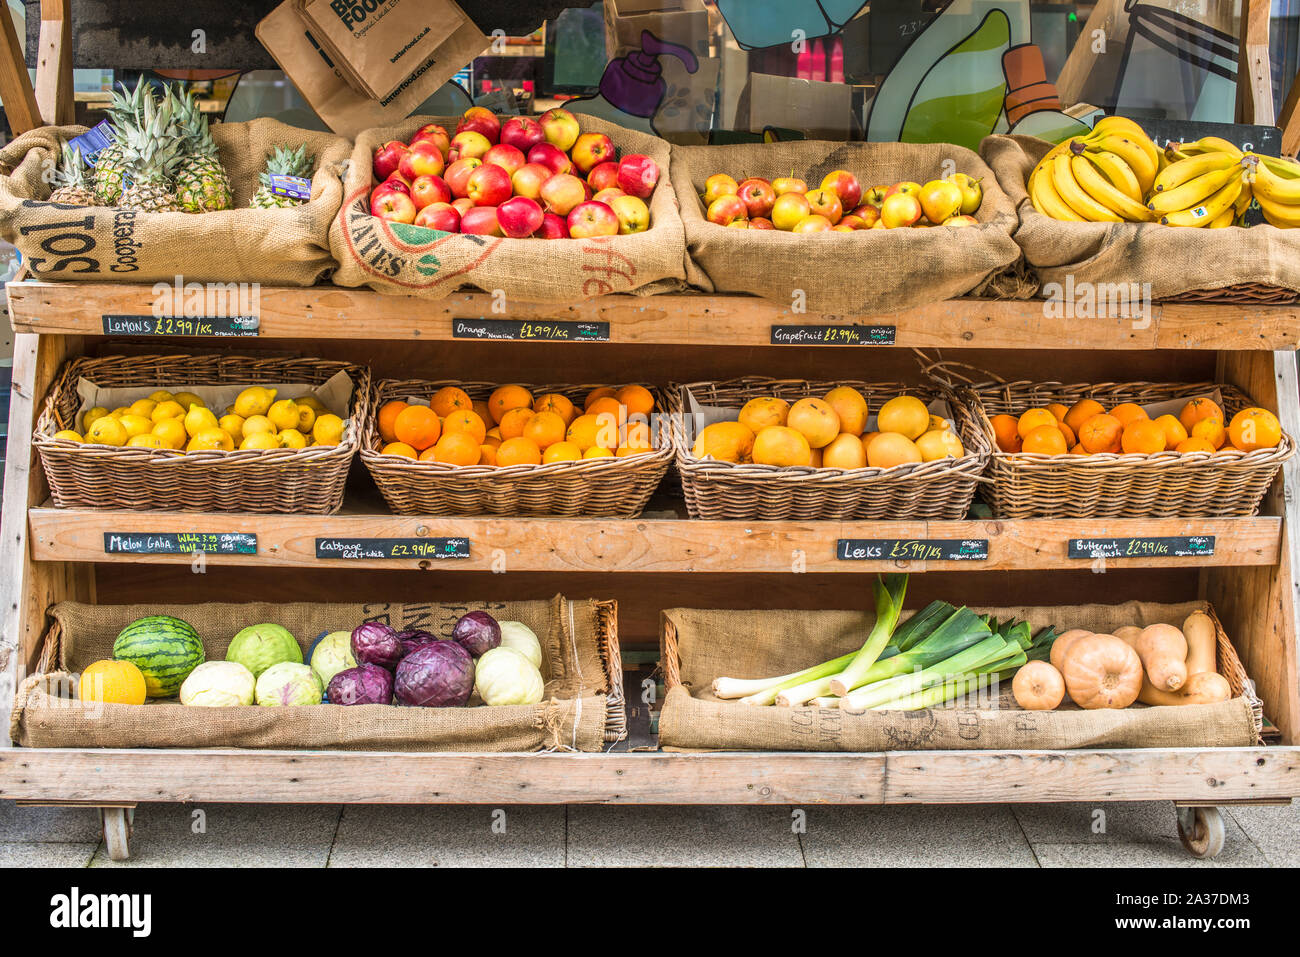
[1182,610,1217,676]
[1135,623,1188,692]
[1138,670,1231,707]
[1061,634,1143,709]
[1049,629,1092,673]
[1012,661,1065,711]
[1114,625,1142,648]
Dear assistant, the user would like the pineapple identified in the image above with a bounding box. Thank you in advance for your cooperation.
[93,77,153,206]
[48,144,96,206]
[249,145,315,209]
[116,95,183,213]
[170,87,233,213]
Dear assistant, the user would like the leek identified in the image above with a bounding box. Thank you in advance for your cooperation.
[1024,626,1059,662]
[829,605,992,698]
[712,651,857,700]
[891,600,956,652]
[826,574,908,697]
[839,633,1010,713]
[810,695,840,708]
[871,647,1028,712]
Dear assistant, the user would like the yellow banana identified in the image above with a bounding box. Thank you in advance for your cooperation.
[1207,206,1235,228]
[1051,153,1123,221]
[1151,150,1239,194]
[1255,153,1300,180]
[1158,176,1242,227]
[1082,147,1143,202]
[1147,166,1241,213]
[1071,153,1153,221]
[1234,179,1254,217]
[1250,157,1300,205]
[1091,115,1149,141]
[1090,134,1157,194]
[1179,136,1244,159]
[1253,190,1300,227]
[1030,164,1085,221]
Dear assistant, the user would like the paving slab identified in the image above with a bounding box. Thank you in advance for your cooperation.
[1223,802,1300,866]
[1034,811,1266,867]
[0,800,103,843]
[567,805,804,867]
[1013,801,1178,845]
[328,804,565,867]
[0,842,98,867]
[802,803,1039,867]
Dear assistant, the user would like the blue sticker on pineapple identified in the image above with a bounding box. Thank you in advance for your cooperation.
[69,120,113,164]
[268,174,312,200]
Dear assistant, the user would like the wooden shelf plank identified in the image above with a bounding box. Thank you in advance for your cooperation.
[27,508,1282,572]
[9,281,1300,350]
[2,746,1296,804]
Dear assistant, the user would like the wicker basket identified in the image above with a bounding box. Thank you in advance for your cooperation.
[1163,282,1299,305]
[966,379,1294,519]
[668,377,991,521]
[34,354,370,514]
[362,379,673,517]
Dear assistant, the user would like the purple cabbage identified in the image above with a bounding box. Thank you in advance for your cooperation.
[351,621,403,670]
[394,641,475,707]
[326,663,394,706]
[452,611,501,657]
[396,628,439,658]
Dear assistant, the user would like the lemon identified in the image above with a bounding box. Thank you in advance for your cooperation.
[187,427,233,452]
[233,386,277,418]
[296,404,317,433]
[172,391,206,410]
[148,389,174,403]
[278,429,308,450]
[239,432,279,450]
[184,404,219,438]
[53,429,83,443]
[294,395,328,414]
[118,413,154,438]
[219,414,246,443]
[86,415,128,446]
[312,413,344,446]
[127,433,166,449]
[81,406,109,432]
[110,406,131,418]
[129,398,158,418]
[151,400,185,422]
[151,418,187,449]
[267,399,301,432]
[242,414,277,437]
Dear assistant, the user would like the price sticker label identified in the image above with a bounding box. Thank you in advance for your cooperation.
[770,324,896,346]
[837,538,989,561]
[1067,536,1215,559]
[104,532,257,554]
[102,314,259,337]
[452,319,610,342]
[315,537,471,560]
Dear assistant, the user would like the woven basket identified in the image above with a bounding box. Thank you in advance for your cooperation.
[965,379,1294,519]
[362,380,673,517]
[1164,282,1300,305]
[34,354,370,514]
[668,377,990,521]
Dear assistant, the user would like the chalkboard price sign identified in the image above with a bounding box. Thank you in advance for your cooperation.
[452,319,610,342]
[1067,536,1215,559]
[104,532,257,554]
[837,538,989,561]
[102,314,259,337]
[315,537,471,560]
[771,324,896,346]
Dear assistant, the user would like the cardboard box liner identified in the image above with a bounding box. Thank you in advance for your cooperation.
[13,596,620,752]
[330,115,699,301]
[981,134,1300,301]
[659,600,1260,752]
[0,120,350,285]
[670,139,1025,313]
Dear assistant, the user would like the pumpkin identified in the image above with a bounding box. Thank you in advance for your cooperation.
[1182,611,1217,676]
[1049,629,1092,672]
[1061,633,1143,709]
[1012,661,1065,711]
[1139,670,1231,707]
[1113,625,1142,648]
[1136,623,1188,691]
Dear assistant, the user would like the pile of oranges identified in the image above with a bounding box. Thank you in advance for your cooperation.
[376,383,658,467]
[991,395,1283,456]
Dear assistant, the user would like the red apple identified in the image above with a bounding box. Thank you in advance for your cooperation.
[772,176,806,196]
[414,201,460,232]
[373,141,410,181]
[880,192,923,228]
[703,173,739,205]
[570,132,614,174]
[885,181,922,200]
[527,143,574,177]
[539,173,587,216]
[609,194,649,234]
[500,116,545,154]
[482,143,526,176]
[566,200,619,238]
[750,216,775,230]
[820,170,862,211]
[793,214,833,233]
[371,187,417,224]
[534,212,569,239]
[409,174,452,210]
[592,187,625,205]
[736,177,776,218]
[863,184,889,206]
[447,130,492,163]
[771,192,811,231]
[445,158,482,198]
[466,163,513,207]
[706,194,748,226]
[582,181,594,201]
[451,196,475,216]
[498,195,545,239]
[398,140,445,180]
[616,154,659,199]
[380,174,410,194]
[511,163,551,200]
[849,204,881,227]
[539,108,581,152]
[456,107,500,145]
[409,123,450,155]
[943,214,979,227]
[587,161,621,192]
[460,205,502,236]
[805,188,843,224]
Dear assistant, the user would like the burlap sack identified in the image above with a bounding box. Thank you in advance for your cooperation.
[329,115,693,301]
[659,600,1259,752]
[12,595,617,752]
[670,139,1027,312]
[981,134,1300,300]
[0,119,350,285]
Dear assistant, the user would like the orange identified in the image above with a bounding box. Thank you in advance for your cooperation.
[378,400,409,443]
[1069,443,1087,455]
[472,400,493,426]
[418,446,438,462]
[1064,398,1105,436]
[430,386,472,418]
[1021,424,1068,455]
[990,414,1022,453]
[488,385,534,424]
[691,421,755,462]
[876,396,928,440]
[543,440,582,463]
[860,431,881,455]
[615,384,655,417]
[1191,417,1226,450]
[752,426,813,467]
[583,446,614,459]
[393,404,441,451]
[498,407,536,440]
[787,397,840,449]
[568,413,620,452]
[478,444,498,466]
[534,392,576,424]
[615,446,650,457]
[823,386,869,436]
[1153,414,1188,448]
[822,431,867,469]
[497,437,542,466]
[1176,437,1216,454]
[1056,420,1076,447]
[584,386,617,410]
[1046,403,1069,422]
[622,420,653,451]
[523,410,567,449]
[431,431,480,465]
[809,447,823,468]
[738,397,790,434]
[1120,418,1166,454]
[586,396,625,421]
[79,659,147,705]
[915,429,964,461]
[1109,402,1148,427]
[1078,413,1122,454]
[1228,408,1282,451]
[483,427,503,448]
[867,432,922,468]
[381,441,417,458]
[1017,408,1058,440]
[1179,396,1224,433]
[442,409,487,445]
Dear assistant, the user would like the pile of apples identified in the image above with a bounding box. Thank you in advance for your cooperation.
[700,168,984,232]
[368,107,661,239]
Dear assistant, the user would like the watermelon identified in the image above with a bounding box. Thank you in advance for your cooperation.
[112,615,206,698]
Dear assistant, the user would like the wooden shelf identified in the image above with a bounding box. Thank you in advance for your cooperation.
[26,506,1281,571]
[9,280,1300,350]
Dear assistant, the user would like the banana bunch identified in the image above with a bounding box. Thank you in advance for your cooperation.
[1248,152,1300,228]
[1029,116,1162,224]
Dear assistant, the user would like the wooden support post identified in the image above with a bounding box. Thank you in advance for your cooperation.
[1280,68,1300,159]
[35,0,73,127]
[0,0,41,134]
[1235,0,1275,126]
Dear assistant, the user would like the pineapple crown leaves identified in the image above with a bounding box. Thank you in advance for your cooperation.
[119,93,185,188]
[53,144,90,189]
[258,144,316,190]
[167,84,221,160]
[105,76,156,141]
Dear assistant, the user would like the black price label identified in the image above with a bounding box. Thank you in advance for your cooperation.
[452,319,610,342]
[314,537,471,560]
[104,532,257,554]
[770,324,896,346]
[1067,536,1215,559]
[102,314,259,337]
[837,538,989,561]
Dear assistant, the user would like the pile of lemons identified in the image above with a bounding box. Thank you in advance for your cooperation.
[55,386,346,452]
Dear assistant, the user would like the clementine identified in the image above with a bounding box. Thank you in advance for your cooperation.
[1153,414,1188,448]
[1191,417,1226,449]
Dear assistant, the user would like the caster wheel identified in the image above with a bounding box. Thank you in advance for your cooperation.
[101,807,134,861]
[1176,805,1225,859]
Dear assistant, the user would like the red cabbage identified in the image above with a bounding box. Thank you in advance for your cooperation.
[453,611,501,657]
[395,641,475,707]
[351,621,403,670]
[326,663,394,706]
[396,628,439,658]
